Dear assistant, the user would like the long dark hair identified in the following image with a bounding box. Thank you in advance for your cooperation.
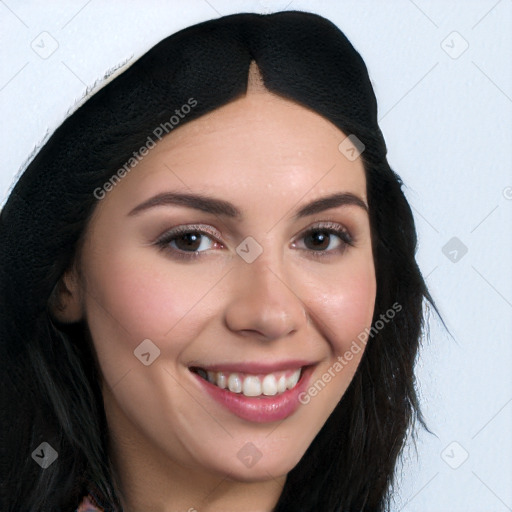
[1,10,442,511]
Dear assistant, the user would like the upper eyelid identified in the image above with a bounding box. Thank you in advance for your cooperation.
[154,220,352,246]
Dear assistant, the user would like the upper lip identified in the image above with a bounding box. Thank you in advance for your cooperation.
[189,359,316,374]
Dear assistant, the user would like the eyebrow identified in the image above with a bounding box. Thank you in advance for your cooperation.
[127,191,368,219]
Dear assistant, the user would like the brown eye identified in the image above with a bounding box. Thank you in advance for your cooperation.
[154,222,354,261]
[296,223,353,256]
[172,232,206,252]
[304,230,333,251]
[154,225,221,260]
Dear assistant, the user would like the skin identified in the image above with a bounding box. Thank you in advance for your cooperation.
[53,65,376,512]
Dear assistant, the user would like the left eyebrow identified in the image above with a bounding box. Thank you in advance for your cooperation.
[127,191,368,219]
[292,192,368,219]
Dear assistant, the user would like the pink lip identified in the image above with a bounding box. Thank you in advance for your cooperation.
[190,364,316,423]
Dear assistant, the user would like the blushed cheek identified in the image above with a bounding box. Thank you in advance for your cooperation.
[84,251,234,368]
[316,262,376,355]
[110,272,178,339]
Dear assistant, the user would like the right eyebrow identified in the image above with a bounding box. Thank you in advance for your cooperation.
[127,192,242,218]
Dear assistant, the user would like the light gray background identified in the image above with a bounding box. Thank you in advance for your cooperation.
[1,1,511,510]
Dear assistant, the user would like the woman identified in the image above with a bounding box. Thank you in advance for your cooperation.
[1,10,441,512]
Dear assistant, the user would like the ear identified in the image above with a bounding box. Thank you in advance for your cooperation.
[48,265,84,324]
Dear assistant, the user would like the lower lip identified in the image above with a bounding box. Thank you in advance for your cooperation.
[190,365,315,423]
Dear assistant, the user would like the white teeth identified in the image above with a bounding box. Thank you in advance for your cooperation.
[195,367,303,397]
[277,374,287,393]
[286,369,301,390]
[228,373,242,393]
[243,376,262,397]
[262,374,278,396]
[217,372,227,389]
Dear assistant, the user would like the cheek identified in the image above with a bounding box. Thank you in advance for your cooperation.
[83,236,375,384]
[85,244,216,334]
[308,255,376,356]
[290,256,376,442]
[81,250,209,385]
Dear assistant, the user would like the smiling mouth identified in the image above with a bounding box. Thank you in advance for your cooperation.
[190,366,303,398]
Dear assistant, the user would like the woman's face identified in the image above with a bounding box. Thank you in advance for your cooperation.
[69,87,376,484]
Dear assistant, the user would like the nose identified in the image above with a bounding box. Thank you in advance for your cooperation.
[223,254,308,342]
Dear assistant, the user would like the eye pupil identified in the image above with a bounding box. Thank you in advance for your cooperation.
[306,231,330,250]
[177,233,201,250]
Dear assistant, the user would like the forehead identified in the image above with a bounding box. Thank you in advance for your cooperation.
[136,93,366,195]
[91,91,368,225]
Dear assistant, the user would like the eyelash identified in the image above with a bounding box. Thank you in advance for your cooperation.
[153,221,354,261]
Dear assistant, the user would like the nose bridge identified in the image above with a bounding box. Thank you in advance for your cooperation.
[237,229,290,296]
[224,240,307,339]
[241,249,285,299]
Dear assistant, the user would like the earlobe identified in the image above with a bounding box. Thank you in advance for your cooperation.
[48,268,84,323]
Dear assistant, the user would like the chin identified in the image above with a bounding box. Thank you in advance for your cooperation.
[199,444,307,483]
